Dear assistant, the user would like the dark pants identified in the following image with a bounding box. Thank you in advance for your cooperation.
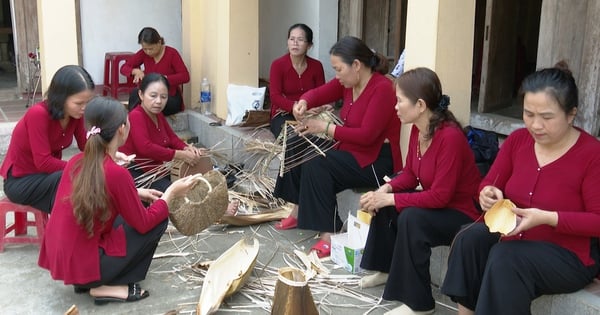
[441,223,600,315]
[128,88,183,116]
[3,168,61,213]
[78,216,168,287]
[274,144,393,233]
[270,112,295,138]
[128,166,171,192]
[361,206,473,311]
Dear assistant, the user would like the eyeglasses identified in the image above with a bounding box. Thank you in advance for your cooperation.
[288,37,307,43]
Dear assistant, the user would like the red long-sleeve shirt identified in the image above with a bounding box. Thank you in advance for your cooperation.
[481,128,600,266]
[38,154,169,284]
[119,105,187,172]
[120,46,190,108]
[0,101,86,178]
[301,73,403,172]
[389,124,481,220]
[268,54,325,117]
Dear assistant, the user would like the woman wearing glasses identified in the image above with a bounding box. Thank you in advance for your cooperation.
[268,23,326,138]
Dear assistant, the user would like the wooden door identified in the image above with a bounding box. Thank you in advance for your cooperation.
[478,0,519,113]
[11,0,38,94]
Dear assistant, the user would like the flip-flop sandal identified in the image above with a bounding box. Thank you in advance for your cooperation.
[310,240,331,258]
[73,286,90,294]
[275,216,298,230]
[94,283,150,305]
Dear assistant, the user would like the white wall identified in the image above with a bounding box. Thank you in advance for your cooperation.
[259,0,338,81]
[79,0,182,85]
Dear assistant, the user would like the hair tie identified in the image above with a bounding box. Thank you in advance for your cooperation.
[438,94,450,111]
[86,126,101,139]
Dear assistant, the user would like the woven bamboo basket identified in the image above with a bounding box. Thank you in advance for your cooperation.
[170,157,213,182]
[271,267,318,315]
[168,170,228,236]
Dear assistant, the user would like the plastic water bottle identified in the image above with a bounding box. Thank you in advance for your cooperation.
[200,77,212,115]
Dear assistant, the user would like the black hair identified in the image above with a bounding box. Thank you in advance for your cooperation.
[329,36,388,74]
[287,23,314,45]
[129,73,170,111]
[138,27,164,45]
[518,60,578,115]
[396,67,461,139]
[45,65,95,120]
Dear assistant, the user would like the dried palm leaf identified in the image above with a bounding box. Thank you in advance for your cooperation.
[197,238,260,315]
[484,199,517,234]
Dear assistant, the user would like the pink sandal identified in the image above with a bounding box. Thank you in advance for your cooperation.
[275,216,298,230]
[310,240,331,258]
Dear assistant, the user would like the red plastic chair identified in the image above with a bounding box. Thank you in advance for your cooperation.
[102,52,137,99]
[0,197,48,252]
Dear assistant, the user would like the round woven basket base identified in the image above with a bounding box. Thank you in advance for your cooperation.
[168,170,229,236]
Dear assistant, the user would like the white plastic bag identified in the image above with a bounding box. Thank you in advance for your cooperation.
[225,84,266,126]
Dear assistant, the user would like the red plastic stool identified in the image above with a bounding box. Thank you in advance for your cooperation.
[102,52,136,99]
[0,197,48,252]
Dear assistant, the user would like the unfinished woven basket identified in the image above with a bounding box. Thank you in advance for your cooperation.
[168,170,229,236]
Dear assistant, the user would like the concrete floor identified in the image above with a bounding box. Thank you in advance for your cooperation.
[0,213,456,315]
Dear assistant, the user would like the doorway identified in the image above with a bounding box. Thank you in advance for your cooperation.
[0,0,16,101]
[338,0,407,67]
[472,0,542,119]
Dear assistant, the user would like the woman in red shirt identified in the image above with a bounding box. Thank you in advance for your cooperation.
[119,73,205,192]
[121,27,190,115]
[38,96,196,305]
[269,23,325,137]
[441,62,600,315]
[275,36,403,256]
[0,65,94,213]
[358,68,481,315]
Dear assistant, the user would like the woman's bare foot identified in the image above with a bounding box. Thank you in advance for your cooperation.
[224,199,239,216]
[90,285,131,299]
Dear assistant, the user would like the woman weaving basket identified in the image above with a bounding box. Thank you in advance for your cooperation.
[274,36,403,257]
[38,96,198,305]
[120,73,206,192]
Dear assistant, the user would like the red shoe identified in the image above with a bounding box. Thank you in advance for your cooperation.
[275,216,298,230]
[310,240,331,258]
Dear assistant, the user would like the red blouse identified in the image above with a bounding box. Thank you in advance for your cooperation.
[120,46,190,109]
[301,73,403,172]
[481,128,600,266]
[389,124,481,220]
[119,105,187,172]
[38,153,169,284]
[269,54,325,117]
[0,101,86,178]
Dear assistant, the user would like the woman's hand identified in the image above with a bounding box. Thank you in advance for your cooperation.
[161,175,198,203]
[293,100,308,120]
[305,104,333,116]
[131,69,145,84]
[479,185,504,211]
[184,145,206,157]
[296,118,328,137]
[114,152,135,166]
[174,150,199,166]
[360,189,395,216]
[506,207,558,236]
[137,188,162,203]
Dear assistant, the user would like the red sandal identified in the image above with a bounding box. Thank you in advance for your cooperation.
[310,240,331,258]
[275,216,298,230]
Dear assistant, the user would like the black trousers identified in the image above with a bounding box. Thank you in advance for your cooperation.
[3,168,61,213]
[78,216,168,288]
[441,223,600,315]
[361,206,473,311]
[128,165,171,192]
[274,144,393,233]
[269,112,295,139]
[128,88,183,116]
